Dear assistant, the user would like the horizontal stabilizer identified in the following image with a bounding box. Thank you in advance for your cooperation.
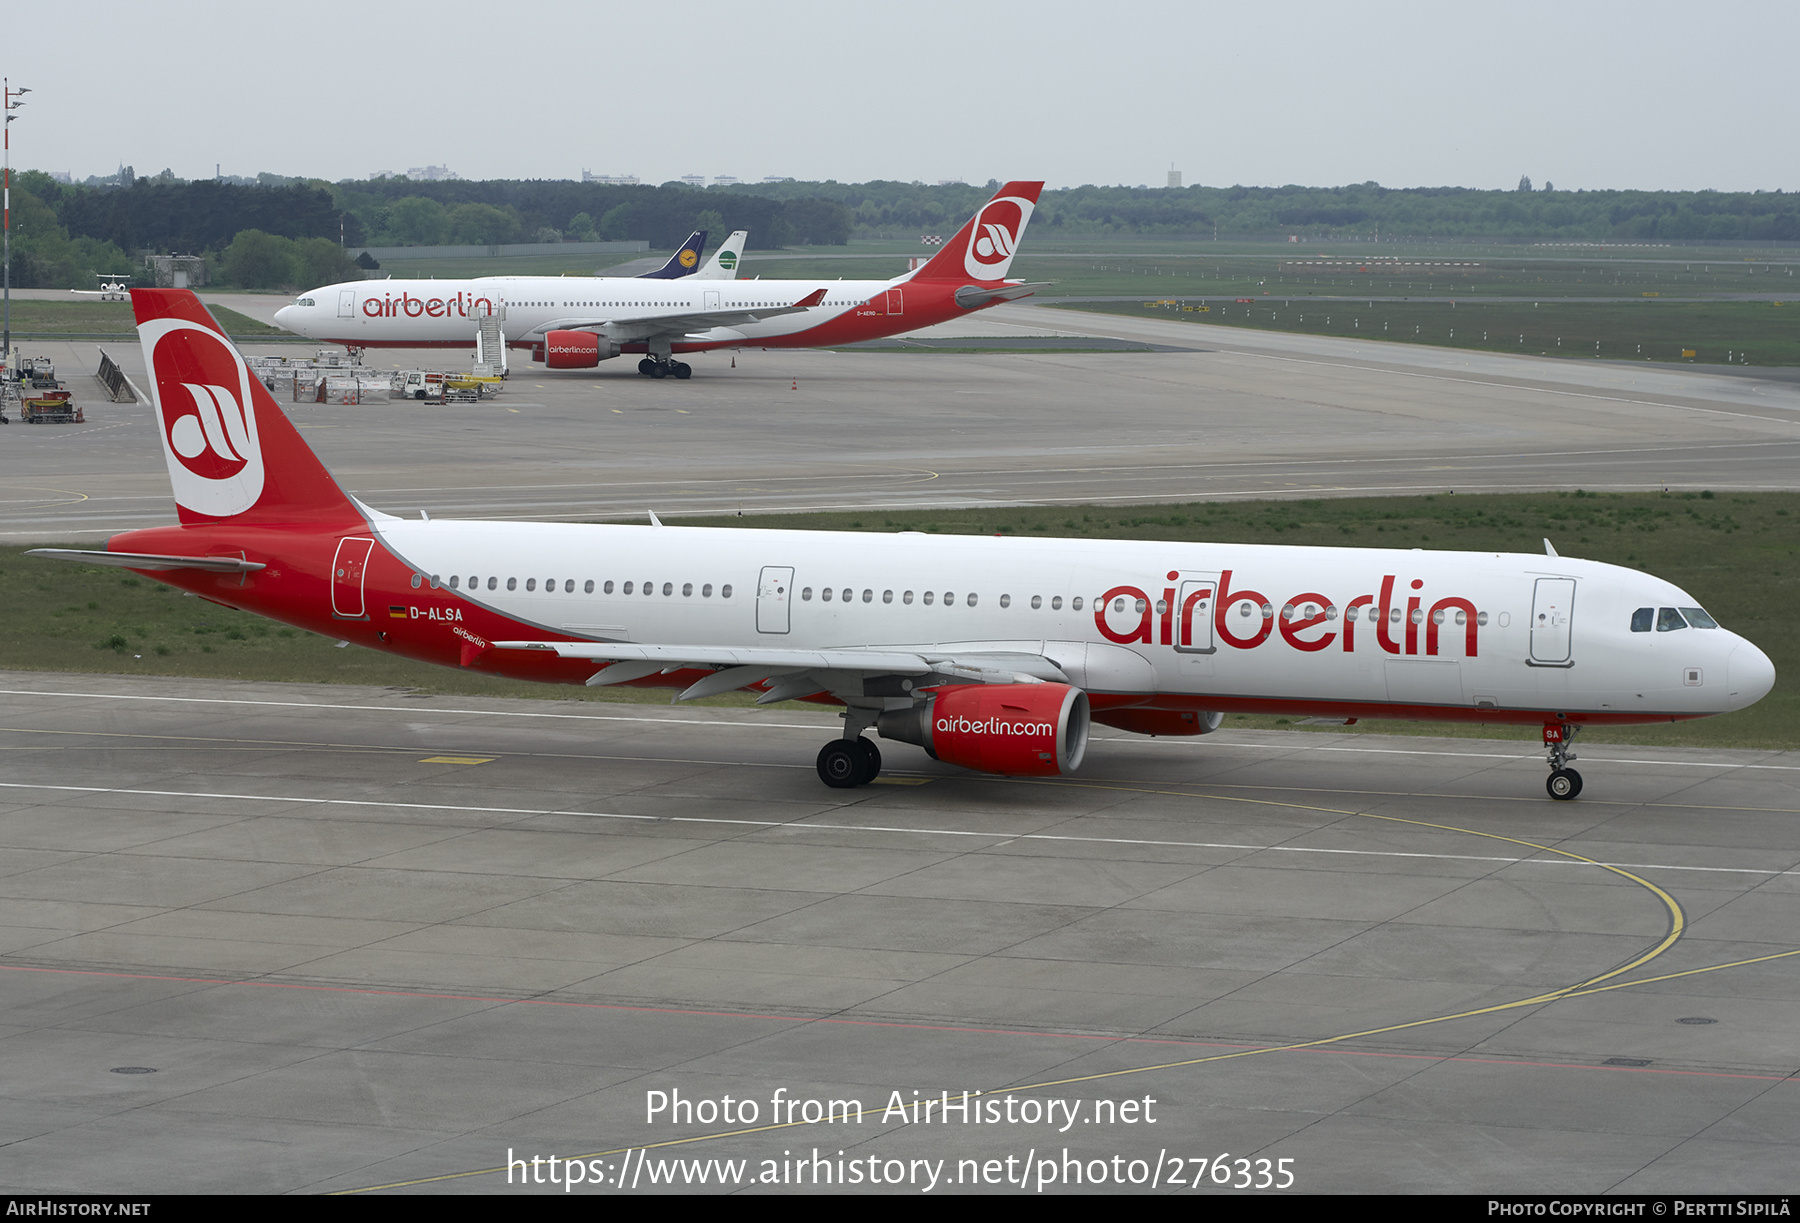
[26,549,266,573]
[954,282,1051,309]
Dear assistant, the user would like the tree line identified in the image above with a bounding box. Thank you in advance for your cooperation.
[4,171,856,289]
[5,170,1796,291]
[734,179,1800,241]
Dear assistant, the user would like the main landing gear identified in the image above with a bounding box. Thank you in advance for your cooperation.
[817,737,882,788]
[1543,722,1582,800]
[636,357,692,380]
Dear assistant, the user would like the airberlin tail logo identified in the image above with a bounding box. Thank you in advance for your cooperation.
[139,317,266,518]
[963,197,1033,280]
[169,383,251,474]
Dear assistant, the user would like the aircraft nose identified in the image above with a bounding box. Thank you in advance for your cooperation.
[273,305,299,332]
[1727,640,1776,711]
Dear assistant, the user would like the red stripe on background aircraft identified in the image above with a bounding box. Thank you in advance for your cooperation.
[30,289,1775,798]
[272,182,1048,379]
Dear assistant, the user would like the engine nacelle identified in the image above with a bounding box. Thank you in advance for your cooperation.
[1091,709,1224,737]
[877,683,1089,776]
[537,331,620,368]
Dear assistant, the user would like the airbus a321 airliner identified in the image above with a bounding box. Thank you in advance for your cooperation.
[32,290,1775,798]
[273,182,1050,379]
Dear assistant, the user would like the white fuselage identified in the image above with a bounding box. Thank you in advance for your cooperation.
[274,276,900,349]
[372,520,1773,722]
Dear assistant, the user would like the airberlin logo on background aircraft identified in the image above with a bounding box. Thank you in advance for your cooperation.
[963,196,1034,280]
[141,317,266,518]
[361,290,499,320]
[1095,570,1485,658]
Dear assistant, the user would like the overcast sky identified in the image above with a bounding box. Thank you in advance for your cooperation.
[12,0,1796,193]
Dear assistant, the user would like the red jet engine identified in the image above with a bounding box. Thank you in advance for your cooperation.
[537,331,620,368]
[878,683,1089,776]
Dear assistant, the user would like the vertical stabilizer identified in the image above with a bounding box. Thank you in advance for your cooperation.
[908,181,1044,283]
[696,231,748,279]
[132,289,362,527]
[638,231,709,279]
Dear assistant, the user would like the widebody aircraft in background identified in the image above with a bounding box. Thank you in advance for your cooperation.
[32,290,1775,798]
[630,229,748,279]
[273,182,1050,379]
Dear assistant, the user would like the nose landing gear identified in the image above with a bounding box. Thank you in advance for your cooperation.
[1543,722,1582,800]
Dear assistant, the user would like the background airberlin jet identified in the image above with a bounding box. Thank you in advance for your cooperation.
[31,290,1775,799]
[273,182,1049,380]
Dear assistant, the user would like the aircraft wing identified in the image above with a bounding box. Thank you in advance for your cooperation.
[525,288,828,340]
[491,639,1069,702]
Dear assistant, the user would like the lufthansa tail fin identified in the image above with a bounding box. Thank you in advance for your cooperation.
[908,181,1044,283]
[638,231,708,279]
[694,230,748,279]
[132,289,362,528]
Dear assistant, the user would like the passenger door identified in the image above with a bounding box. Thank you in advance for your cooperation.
[332,538,375,619]
[757,566,794,634]
[1530,577,1576,665]
[1174,574,1219,653]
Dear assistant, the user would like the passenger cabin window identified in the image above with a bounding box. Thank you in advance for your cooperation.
[1631,607,1653,632]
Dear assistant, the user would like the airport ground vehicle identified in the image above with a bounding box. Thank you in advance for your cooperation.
[28,290,1776,798]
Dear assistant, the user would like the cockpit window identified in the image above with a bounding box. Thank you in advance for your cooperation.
[1656,607,1688,632]
[296,298,315,307]
[1630,607,1653,633]
[1679,606,1718,629]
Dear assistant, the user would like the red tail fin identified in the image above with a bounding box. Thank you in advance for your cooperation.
[909,181,1043,283]
[132,289,362,528]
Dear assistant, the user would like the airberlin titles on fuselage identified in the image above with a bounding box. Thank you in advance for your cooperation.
[1095,571,1482,657]
[361,290,498,320]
